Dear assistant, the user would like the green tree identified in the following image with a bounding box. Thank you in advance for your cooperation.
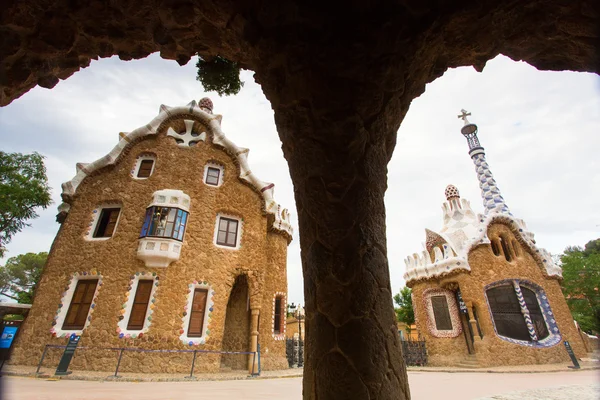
[560,239,600,333]
[0,252,47,304]
[0,151,52,257]
[394,287,415,331]
[196,56,244,96]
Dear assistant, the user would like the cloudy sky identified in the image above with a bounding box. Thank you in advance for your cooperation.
[1,54,599,304]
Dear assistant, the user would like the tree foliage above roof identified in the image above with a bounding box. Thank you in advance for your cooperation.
[196,56,244,96]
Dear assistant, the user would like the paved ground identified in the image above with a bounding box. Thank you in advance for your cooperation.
[2,370,598,400]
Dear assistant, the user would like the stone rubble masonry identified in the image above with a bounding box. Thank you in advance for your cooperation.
[10,116,289,373]
[3,3,599,399]
[411,222,587,367]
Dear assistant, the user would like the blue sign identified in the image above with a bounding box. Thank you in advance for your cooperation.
[0,326,18,349]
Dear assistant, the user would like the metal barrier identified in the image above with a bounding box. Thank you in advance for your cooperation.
[401,339,427,366]
[285,337,304,368]
[36,344,259,378]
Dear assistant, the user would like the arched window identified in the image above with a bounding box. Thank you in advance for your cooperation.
[422,288,462,338]
[521,286,549,340]
[273,295,284,334]
[485,280,558,346]
[491,239,501,257]
[499,236,512,262]
[272,292,286,339]
[511,239,521,257]
[486,285,530,341]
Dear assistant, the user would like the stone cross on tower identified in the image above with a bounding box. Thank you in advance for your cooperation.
[457,109,471,123]
[458,110,511,216]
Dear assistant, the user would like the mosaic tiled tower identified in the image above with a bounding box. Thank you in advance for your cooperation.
[403,110,587,368]
[458,110,510,215]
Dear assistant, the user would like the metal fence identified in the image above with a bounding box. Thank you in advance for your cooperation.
[285,338,303,368]
[401,338,427,366]
[36,344,259,378]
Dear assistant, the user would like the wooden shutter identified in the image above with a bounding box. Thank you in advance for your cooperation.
[137,160,154,178]
[104,209,120,237]
[500,236,512,262]
[188,289,208,337]
[94,208,120,238]
[127,280,153,330]
[226,220,238,246]
[63,280,98,330]
[274,297,282,334]
[431,295,453,331]
[206,167,220,185]
[217,218,238,247]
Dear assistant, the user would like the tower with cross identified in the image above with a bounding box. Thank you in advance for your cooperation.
[401,111,586,369]
[458,110,510,215]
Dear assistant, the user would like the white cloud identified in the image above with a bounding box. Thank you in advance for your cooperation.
[1,54,599,304]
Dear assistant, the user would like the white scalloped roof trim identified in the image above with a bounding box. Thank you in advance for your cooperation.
[58,100,293,240]
[404,204,562,284]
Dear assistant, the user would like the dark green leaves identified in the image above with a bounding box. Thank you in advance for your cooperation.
[196,56,244,96]
[0,252,47,304]
[0,151,52,257]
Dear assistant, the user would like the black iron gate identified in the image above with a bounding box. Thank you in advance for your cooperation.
[401,339,427,366]
[285,337,304,368]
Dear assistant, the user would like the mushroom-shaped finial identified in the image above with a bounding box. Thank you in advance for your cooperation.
[445,184,460,201]
[199,97,214,113]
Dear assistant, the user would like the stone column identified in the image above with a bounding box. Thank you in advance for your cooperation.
[259,65,411,398]
[248,308,260,374]
[466,302,482,346]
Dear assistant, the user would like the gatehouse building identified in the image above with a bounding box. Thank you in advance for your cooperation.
[403,111,586,367]
[10,98,293,374]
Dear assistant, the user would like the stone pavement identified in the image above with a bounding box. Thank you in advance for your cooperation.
[477,383,600,400]
[2,370,599,400]
[409,357,600,373]
[2,357,597,382]
[1,364,303,382]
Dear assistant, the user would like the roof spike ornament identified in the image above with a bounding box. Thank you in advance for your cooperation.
[198,97,213,114]
[458,110,510,215]
[425,228,447,253]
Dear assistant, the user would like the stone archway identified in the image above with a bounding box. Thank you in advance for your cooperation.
[1,2,598,399]
[220,274,250,370]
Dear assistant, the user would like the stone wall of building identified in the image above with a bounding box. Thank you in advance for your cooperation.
[10,116,289,373]
[412,221,586,367]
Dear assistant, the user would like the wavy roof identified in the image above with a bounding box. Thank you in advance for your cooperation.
[57,99,293,242]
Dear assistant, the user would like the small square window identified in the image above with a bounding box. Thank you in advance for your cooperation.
[132,154,156,179]
[216,217,239,247]
[137,160,154,178]
[205,167,221,186]
[94,208,121,238]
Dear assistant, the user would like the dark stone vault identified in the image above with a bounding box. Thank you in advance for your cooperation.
[1,1,598,399]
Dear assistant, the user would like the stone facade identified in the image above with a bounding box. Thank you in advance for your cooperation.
[404,114,586,367]
[3,3,599,398]
[10,99,292,374]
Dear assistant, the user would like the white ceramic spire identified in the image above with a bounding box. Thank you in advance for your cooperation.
[458,110,510,215]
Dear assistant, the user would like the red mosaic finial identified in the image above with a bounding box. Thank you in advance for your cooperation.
[425,228,446,252]
[199,97,213,113]
[445,184,460,201]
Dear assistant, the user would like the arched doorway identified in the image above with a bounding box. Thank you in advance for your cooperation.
[220,275,250,370]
